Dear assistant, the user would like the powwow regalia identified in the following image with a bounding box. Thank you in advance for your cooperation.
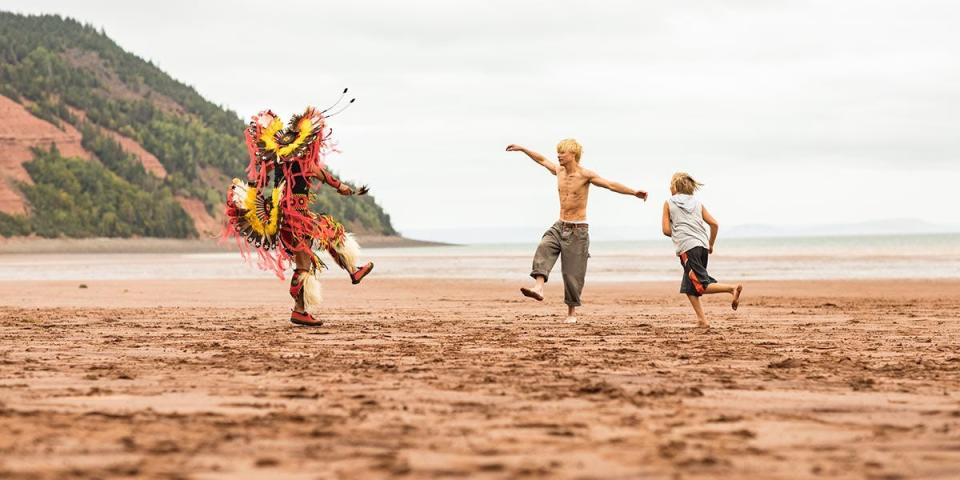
[222,91,373,325]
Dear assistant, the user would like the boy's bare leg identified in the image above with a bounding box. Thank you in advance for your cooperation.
[532,275,545,295]
[565,304,577,324]
[703,283,744,310]
[521,275,546,301]
[523,225,560,302]
[686,294,709,328]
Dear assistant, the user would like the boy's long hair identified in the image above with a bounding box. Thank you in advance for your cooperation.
[671,172,703,195]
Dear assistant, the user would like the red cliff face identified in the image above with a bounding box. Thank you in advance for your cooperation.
[66,105,168,179]
[102,128,168,179]
[0,95,90,215]
[175,196,220,237]
[0,95,220,234]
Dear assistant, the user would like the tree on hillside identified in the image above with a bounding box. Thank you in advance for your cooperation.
[0,11,398,237]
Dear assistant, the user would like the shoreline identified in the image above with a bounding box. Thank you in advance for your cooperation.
[0,235,450,254]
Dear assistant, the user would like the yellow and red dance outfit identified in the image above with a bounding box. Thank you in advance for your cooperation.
[222,106,373,323]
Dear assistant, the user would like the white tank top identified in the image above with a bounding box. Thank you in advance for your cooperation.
[668,194,709,255]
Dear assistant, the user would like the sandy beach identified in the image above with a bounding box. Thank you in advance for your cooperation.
[3,2,959,479]
[1,278,958,479]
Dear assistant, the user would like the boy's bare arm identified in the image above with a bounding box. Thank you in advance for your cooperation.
[505,144,558,175]
[586,170,648,200]
[702,205,719,253]
[661,201,672,237]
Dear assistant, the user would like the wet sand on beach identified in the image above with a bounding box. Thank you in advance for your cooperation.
[0,235,445,255]
[1,278,958,479]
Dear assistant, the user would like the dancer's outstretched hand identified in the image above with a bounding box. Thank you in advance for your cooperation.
[337,184,354,196]
[634,190,648,201]
[505,144,524,152]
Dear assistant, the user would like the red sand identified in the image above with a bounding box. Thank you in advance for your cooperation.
[0,278,958,479]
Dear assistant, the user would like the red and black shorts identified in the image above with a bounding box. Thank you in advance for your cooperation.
[679,246,717,296]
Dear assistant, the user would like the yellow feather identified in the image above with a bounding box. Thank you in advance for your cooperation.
[268,186,282,233]
[258,118,284,153]
[243,184,258,210]
[241,186,281,236]
[276,117,315,158]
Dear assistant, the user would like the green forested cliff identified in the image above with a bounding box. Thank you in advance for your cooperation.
[0,12,397,237]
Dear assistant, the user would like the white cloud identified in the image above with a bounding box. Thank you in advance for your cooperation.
[4,0,958,238]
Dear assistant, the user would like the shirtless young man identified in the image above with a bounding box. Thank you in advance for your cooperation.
[506,139,647,323]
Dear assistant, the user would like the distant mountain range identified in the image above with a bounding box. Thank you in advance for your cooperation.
[725,218,960,238]
[405,219,960,244]
[0,12,396,238]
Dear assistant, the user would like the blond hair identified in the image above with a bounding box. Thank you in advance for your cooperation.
[556,138,582,161]
[671,172,703,195]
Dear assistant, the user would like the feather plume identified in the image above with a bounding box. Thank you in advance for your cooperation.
[333,233,361,271]
[301,271,323,315]
[230,179,249,209]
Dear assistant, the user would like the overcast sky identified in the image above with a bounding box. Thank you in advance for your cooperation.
[5,1,959,240]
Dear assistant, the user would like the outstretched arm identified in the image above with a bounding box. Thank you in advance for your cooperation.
[505,144,558,175]
[702,205,719,253]
[312,165,367,196]
[586,170,648,200]
[662,201,672,237]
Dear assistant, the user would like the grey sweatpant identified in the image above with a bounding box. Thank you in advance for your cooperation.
[530,221,590,307]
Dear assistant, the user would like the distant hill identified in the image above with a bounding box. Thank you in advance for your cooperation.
[725,219,960,238]
[0,12,396,238]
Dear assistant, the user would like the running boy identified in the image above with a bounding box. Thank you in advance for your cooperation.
[661,172,742,328]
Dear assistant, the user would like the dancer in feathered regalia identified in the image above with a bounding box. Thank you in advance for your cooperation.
[222,92,374,326]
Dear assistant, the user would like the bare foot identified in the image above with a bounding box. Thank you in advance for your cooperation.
[520,286,544,301]
[732,285,743,311]
[696,320,710,329]
[565,316,577,324]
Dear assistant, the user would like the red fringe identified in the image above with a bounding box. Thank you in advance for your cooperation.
[222,115,345,281]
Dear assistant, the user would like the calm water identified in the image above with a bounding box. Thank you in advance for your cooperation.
[1,234,958,282]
